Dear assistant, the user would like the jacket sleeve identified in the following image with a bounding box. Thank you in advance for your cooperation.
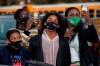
[64,40,71,66]
[28,36,37,60]
[60,37,71,66]
[86,25,100,65]
[0,51,2,64]
[86,25,99,42]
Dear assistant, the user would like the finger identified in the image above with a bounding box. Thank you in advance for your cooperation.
[68,28,73,31]
[64,35,71,38]
[71,31,74,35]
[65,32,72,38]
[81,11,87,13]
[27,17,34,24]
[81,11,85,17]
[70,64,77,66]
[81,11,87,15]
[30,17,34,21]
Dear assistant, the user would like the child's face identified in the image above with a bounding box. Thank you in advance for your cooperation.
[9,32,21,42]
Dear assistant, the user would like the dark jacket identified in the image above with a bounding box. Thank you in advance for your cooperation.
[0,44,29,66]
[68,25,99,66]
[29,34,71,66]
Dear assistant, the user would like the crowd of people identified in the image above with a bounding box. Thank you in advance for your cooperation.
[0,7,100,66]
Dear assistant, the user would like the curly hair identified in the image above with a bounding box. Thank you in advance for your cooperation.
[41,12,66,36]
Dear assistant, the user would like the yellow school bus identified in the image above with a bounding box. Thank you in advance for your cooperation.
[26,2,100,34]
[0,2,100,34]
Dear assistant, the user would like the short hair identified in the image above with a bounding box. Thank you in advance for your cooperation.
[14,9,24,20]
[6,29,20,40]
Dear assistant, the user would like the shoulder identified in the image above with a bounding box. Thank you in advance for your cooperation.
[20,46,29,53]
[59,36,69,45]
[59,36,68,41]
[29,34,42,42]
[0,46,8,53]
[20,46,27,51]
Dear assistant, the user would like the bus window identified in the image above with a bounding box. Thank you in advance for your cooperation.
[58,10,64,14]
[39,11,42,15]
[96,9,100,17]
[50,10,56,13]
[89,9,94,18]
[45,11,49,14]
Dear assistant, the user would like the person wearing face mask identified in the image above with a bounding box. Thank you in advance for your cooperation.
[28,12,71,66]
[64,7,100,66]
[14,9,41,48]
[0,29,29,66]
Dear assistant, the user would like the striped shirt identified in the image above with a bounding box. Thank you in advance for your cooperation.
[8,28,38,48]
[19,29,38,48]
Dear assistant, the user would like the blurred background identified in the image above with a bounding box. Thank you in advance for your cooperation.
[0,0,100,44]
[0,0,100,6]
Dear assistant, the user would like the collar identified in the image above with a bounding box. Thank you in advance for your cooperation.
[42,29,58,41]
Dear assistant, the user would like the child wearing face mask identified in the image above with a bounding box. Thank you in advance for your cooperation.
[0,29,29,66]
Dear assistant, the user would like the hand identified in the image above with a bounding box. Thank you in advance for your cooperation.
[34,17,41,26]
[25,17,34,30]
[81,11,93,26]
[70,64,78,66]
[34,17,42,31]
[64,28,74,38]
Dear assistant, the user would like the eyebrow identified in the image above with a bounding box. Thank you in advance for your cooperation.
[69,12,79,14]
[68,13,79,16]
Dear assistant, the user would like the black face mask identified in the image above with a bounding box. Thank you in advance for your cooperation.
[22,15,29,25]
[46,22,58,30]
[9,40,22,49]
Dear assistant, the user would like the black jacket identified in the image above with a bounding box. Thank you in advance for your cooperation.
[0,45,29,66]
[29,34,71,66]
[68,25,99,66]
